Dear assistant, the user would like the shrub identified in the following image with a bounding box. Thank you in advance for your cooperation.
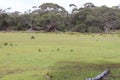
[31,36,35,39]
[70,49,74,52]
[57,48,60,51]
[38,49,42,52]
[3,43,8,46]
[10,43,13,46]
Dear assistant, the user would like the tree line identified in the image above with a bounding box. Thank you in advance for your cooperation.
[0,2,120,33]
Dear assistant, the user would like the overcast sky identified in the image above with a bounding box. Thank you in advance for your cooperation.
[0,0,120,12]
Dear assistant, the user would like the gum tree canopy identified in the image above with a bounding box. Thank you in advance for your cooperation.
[0,2,120,32]
[39,3,68,15]
[38,3,68,32]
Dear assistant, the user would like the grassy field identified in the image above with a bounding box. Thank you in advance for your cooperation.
[0,32,120,80]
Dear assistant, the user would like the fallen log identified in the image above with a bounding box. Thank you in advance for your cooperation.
[85,70,110,80]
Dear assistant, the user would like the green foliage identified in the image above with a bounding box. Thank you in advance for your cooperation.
[73,23,87,32]
[10,43,13,46]
[3,42,8,46]
[70,49,74,52]
[38,49,42,52]
[57,48,60,51]
[0,3,120,33]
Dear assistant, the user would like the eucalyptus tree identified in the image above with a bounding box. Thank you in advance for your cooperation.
[84,2,96,8]
[32,3,69,31]
[0,8,11,31]
[39,3,68,15]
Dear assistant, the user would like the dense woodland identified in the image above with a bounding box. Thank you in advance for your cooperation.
[1,2,120,33]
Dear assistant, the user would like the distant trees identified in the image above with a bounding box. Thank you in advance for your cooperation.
[0,2,120,33]
[0,12,9,30]
[70,3,120,33]
[84,2,96,8]
[39,3,68,31]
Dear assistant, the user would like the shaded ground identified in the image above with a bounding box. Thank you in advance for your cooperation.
[50,61,120,80]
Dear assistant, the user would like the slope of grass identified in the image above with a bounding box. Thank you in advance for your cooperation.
[0,32,120,80]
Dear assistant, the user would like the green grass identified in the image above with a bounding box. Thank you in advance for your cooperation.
[0,32,120,80]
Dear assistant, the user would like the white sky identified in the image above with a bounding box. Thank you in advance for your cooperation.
[0,0,120,13]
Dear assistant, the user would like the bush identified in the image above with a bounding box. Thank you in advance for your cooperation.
[57,48,60,51]
[70,49,74,52]
[38,49,42,52]
[31,36,35,39]
[3,43,8,46]
[72,24,87,32]
[10,43,13,46]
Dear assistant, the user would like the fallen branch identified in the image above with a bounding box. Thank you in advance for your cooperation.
[85,70,110,80]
